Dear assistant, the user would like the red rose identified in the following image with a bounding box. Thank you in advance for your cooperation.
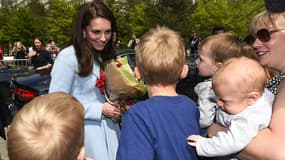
[99,87,105,94]
[100,71,106,81]
[116,62,123,68]
[95,79,105,88]
[95,71,107,95]
[124,101,133,110]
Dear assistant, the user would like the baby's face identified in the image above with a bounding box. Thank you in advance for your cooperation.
[214,84,249,115]
[195,46,218,77]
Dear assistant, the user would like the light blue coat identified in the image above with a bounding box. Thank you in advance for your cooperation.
[49,45,120,160]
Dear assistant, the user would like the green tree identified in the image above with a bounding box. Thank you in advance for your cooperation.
[104,0,132,46]
[119,0,196,45]
[0,7,9,41]
[0,7,10,54]
[145,0,196,37]
[0,0,267,52]
[46,0,80,47]
[128,2,148,38]
[3,0,47,48]
[191,0,265,38]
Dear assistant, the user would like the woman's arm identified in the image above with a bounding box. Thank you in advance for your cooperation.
[27,50,36,65]
[238,81,285,160]
[49,50,75,93]
[36,63,52,70]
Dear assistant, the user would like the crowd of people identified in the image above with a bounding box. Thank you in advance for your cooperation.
[3,0,285,159]
[2,37,59,69]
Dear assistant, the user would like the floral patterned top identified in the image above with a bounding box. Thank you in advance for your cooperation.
[266,72,285,95]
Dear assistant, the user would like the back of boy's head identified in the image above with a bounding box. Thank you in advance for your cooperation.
[7,92,84,160]
[135,26,186,86]
[213,57,267,94]
[199,33,243,63]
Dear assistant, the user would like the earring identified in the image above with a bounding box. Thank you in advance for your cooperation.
[83,31,86,39]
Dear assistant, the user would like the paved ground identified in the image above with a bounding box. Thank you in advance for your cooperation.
[0,128,8,160]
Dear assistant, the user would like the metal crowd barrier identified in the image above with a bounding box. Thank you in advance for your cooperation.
[1,57,29,67]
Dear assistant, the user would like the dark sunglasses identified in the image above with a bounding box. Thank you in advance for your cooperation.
[256,28,285,42]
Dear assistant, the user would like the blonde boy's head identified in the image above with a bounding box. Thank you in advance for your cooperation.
[135,26,186,86]
[213,57,267,95]
[7,92,84,160]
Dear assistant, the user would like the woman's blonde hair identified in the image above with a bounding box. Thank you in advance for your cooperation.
[7,92,84,160]
[249,10,285,35]
[135,26,186,86]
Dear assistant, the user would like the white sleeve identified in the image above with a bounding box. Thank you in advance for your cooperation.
[196,116,251,156]
[196,101,272,157]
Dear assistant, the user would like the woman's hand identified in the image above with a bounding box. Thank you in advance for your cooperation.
[29,50,37,57]
[102,102,121,121]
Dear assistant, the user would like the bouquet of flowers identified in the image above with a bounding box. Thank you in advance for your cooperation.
[96,55,147,113]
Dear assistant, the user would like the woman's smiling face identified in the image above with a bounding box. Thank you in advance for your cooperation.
[34,39,42,50]
[85,17,112,51]
[252,13,285,72]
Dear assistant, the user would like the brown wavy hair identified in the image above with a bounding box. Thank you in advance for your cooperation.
[71,0,117,77]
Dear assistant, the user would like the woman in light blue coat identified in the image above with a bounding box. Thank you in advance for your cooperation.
[49,1,120,160]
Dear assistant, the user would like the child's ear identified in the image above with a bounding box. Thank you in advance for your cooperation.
[180,65,189,79]
[134,66,142,80]
[215,62,223,68]
[77,147,85,160]
[247,92,261,106]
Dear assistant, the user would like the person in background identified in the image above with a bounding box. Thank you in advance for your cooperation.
[28,37,53,70]
[209,1,285,159]
[11,41,26,59]
[11,41,27,66]
[189,31,200,55]
[49,1,120,159]
[0,44,3,65]
[211,25,226,35]
[189,31,200,63]
[117,26,200,160]
[7,92,92,160]
[127,34,139,49]
[48,41,60,60]
[188,57,274,159]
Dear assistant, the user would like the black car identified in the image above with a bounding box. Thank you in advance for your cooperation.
[0,64,30,139]
[11,69,51,109]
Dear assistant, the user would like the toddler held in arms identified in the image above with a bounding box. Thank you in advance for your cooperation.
[188,57,274,158]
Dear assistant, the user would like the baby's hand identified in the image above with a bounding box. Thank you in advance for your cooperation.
[187,135,202,147]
